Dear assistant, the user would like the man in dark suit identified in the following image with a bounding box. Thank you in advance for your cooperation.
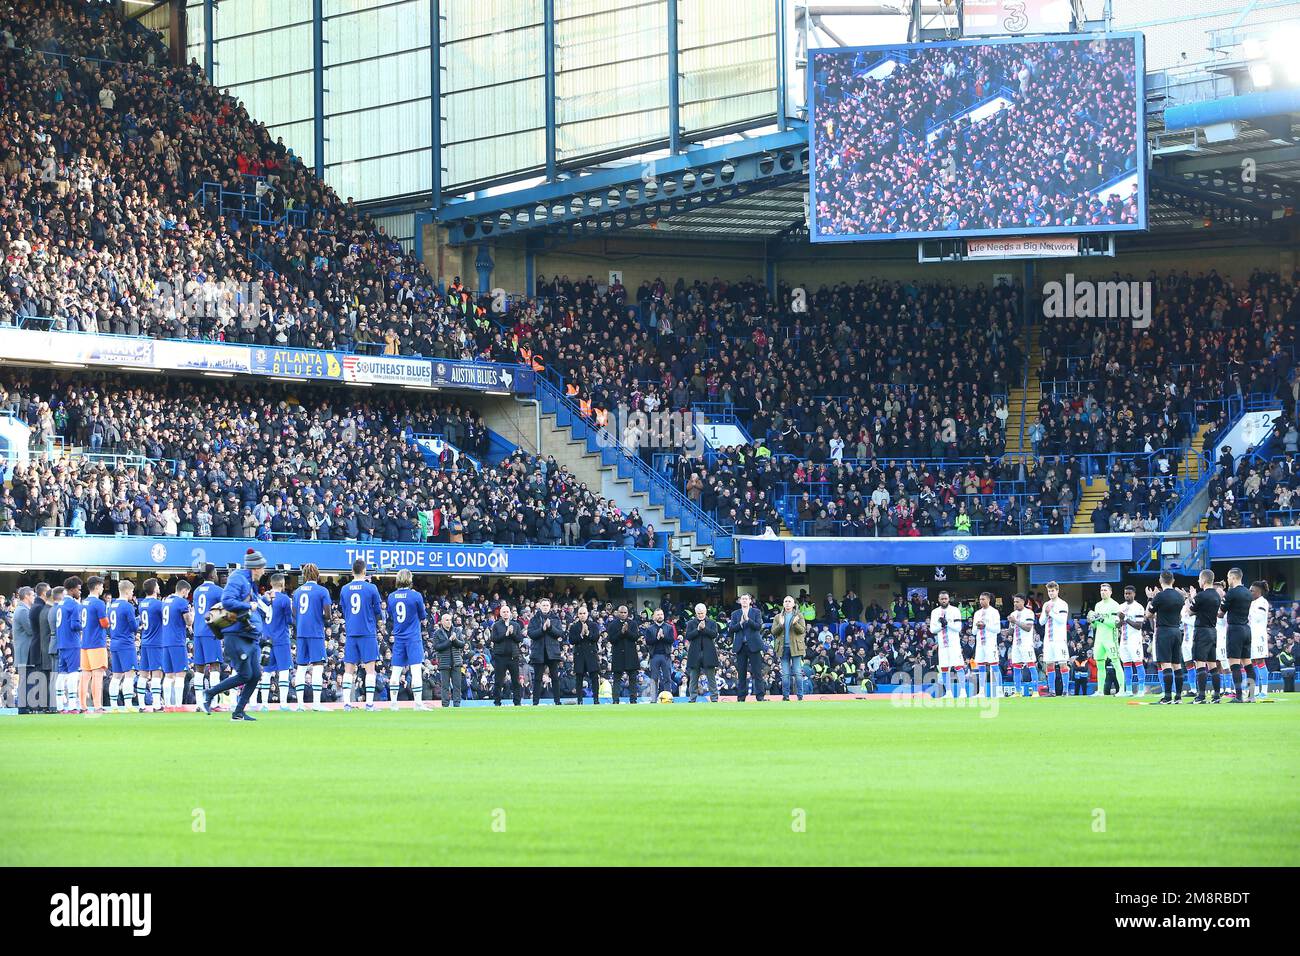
[729,593,767,702]
[527,597,564,705]
[489,604,523,706]
[12,587,36,713]
[35,583,54,711]
[569,604,601,704]
[432,611,465,707]
[604,604,640,702]
[641,607,676,698]
[684,602,720,702]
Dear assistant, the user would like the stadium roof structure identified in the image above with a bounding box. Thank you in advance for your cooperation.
[433,3,1300,249]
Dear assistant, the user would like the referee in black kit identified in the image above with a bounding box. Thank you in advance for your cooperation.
[1221,567,1254,703]
[1190,569,1223,704]
[1148,571,1188,704]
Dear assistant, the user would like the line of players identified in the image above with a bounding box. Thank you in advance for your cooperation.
[50,559,414,714]
[926,575,1272,700]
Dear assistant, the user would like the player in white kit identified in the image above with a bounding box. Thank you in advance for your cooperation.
[1007,593,1037,697]
[1179,600,1197,692]
[928,590,967,699]
[1118,585,1147,696]
[1038,582,1070,697]
[1248,580,1271,698]
[971,592,1002,698]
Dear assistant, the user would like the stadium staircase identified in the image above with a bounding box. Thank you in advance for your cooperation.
[1071,476,1109,534]
[1002,323,1042,464]
[491,378,731,569]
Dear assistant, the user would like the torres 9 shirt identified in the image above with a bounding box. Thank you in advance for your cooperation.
[292,581,332,639]
[341,579,383,638]
[55,596,83,651]
[108,598,138,649]
[387,588,427,642]
[263,590,293,645]
[81,595,109,649]
[160,594,191,647]
[191,581,224,639]
[138,597,164,648]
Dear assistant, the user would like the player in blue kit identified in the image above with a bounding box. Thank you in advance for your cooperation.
[53,577,83,713]
[291,564,332,711]
[252,573,294,711]
[107,579,140,712]
[78,576,110,716]
[190,564,227,709]
[386,569,429,710]
[138,579,165,711]
[340,558,384,710]
[160,580,193,708]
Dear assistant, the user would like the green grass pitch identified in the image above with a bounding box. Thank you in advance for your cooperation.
[4,697,1297,866]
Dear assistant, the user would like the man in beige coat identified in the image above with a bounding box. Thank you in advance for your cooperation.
[771,595,808,701]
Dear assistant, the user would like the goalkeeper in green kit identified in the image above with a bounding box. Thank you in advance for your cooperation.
[1087,583,1123,696]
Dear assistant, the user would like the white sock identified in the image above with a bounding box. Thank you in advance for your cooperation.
[390,667,403,706]
[150,676,162,706]
[312,665,324,705]
[365,672,376,704]
[109,676,121,709]
[295,665,308,705]
[257,671,270,704]
[342,674,354,704]
[410,664,423,703]
[55,673,67,711]
[122,675,136,708]
[276,671,290,707]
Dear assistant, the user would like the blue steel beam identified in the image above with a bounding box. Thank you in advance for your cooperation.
[437,125,808,244]
[544,0,557,181]
[430,0,441,209]
[775,0,786,132]
[203,0,213,82]
[312,0,325,178]
[667,0,680,153]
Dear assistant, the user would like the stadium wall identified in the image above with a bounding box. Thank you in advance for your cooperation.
[451,234,1297,297]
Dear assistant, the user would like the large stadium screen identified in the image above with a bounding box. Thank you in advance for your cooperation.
[808,33,1147,243]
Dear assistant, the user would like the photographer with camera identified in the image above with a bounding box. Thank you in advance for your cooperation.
[201,549,268,721]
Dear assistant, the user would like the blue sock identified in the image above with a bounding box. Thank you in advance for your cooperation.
[1012,667,1022,695]
[1254,664,1266,691]
[983,665,993,697]
[1124,664,1134,688]
[943,669,953,698]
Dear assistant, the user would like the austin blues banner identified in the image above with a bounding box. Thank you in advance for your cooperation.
[0,535,629,578]
[735,534,1136,567]
[1207,527,1300,561]
[430,360,519,393]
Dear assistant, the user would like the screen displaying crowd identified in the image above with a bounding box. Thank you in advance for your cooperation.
[810,35,1144,240]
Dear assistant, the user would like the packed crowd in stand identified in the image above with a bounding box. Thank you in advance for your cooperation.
[812,38,1141,237]
[1204,436,1300,531]
[0,371,662,547]
[1,0,494,357]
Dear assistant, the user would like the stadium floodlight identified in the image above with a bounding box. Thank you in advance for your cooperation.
[202,371,235,378]
[1248,61,1274,89]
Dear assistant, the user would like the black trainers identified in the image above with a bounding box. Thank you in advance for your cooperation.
[201,691,213,715]
[231,711,256,721]
[1154,697,1172,705]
